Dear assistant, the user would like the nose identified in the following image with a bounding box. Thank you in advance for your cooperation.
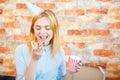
[39,28,46,34]
[39,30,48,37]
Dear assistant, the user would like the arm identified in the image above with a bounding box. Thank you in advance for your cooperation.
[15,44,43,80]
[25,59,37,80]
[63,71,73,80]
[25,58,38,80]
[25,45,43,80]
[15,45,27,80]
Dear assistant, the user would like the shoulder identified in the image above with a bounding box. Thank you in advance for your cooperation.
[57,48,65,58]
[16,44,28,50]
[15,44,29,56]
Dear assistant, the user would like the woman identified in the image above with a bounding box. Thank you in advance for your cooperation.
[15,2,81,80]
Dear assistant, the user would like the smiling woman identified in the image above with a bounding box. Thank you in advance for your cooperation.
[14,1,82,80]
[15,9,64,80]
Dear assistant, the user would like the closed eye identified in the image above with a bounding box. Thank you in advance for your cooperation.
[45,25,51,30]
[34,25,41,30]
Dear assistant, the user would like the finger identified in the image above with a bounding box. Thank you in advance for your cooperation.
[75,66,81,72]
[75,66,81,69]
[75,68,79,72]
[38,42,42,47]
[76,68,80,72]
[32,45,42,54]
[77,62,82,66]
[33,44,38,50]
[77,60,81,63]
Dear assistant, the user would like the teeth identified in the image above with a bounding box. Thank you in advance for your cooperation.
[39,34,48,39]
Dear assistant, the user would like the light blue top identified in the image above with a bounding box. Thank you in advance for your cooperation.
[15,44,66,80]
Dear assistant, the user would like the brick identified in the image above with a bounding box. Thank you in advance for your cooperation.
[0,53,6,59]
[85,62,98,67]
[13,9,29,16]
[0,59,3,64]
[14,35,29,41]
[67,30,80,35]
[23,16,32,22]
[62,36,73,42]
[63,48,71,55]
[3,21,20,28]
[65,42,85,48]
[65,43,71,48]
[76,10,85,16]
[73,43,86,48]
[99,57,113,64]
[79,30,88,35]
[107,62,120,71]
[0,29,5,34]
[3,9,13,15]
[0,35,13,41]
[65,10,84,16]
[22,16,32,22]
[106,70,120,78]
[80,16,97,22]
[2,71,16,76]
[86,9,108,14]
[16,3,26,9]
[0,47,10,53]
[3,16,15,22]
[0,0,8,3]
[96,37,119,43]
[54,0,71,2]
[109,9,120,15]
[106,77,120,80]
[97,0,112,2]
[15,16,32,22]
[0,9,2,15]
[94,50,115,57]
[84,62,106,69]
[73,36,95,43]
[3,59,14,65]
[2,65,16,76]
[97,63,107,69]
[100,16,120,23]
[80,30,110,36]
[91,30,110,36]
[108,23,120,29]
[88,43,106,50]
[36,3,55,9]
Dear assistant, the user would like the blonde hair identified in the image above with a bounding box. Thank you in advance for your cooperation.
[27,10,60,56]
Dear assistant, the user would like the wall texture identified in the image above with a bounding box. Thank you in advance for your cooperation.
[0,0,120,80]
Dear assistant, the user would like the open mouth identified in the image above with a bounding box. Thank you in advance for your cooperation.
[39,34,48,41]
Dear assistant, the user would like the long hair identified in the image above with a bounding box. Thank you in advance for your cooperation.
[27,10,60,56]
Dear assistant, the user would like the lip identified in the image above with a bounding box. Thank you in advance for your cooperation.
[39,36,48,41]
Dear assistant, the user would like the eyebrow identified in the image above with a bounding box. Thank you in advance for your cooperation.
[34,25,50,27]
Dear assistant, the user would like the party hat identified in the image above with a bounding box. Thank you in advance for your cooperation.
[24,1,44,17]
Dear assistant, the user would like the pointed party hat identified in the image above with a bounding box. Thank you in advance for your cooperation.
[24,1,44,17]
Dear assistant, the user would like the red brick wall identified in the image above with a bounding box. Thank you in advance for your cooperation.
[0,0,120,79]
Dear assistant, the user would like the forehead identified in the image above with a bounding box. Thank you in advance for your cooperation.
[34,17,50,26]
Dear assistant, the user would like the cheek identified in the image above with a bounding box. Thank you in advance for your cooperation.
[34,27,40,34]
[49,31,53,38]
[34,30,39,35]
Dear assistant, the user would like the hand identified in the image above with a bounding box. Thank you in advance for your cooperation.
[70,61,82,73]
[32,43,43,60]
[75,61,82,72]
